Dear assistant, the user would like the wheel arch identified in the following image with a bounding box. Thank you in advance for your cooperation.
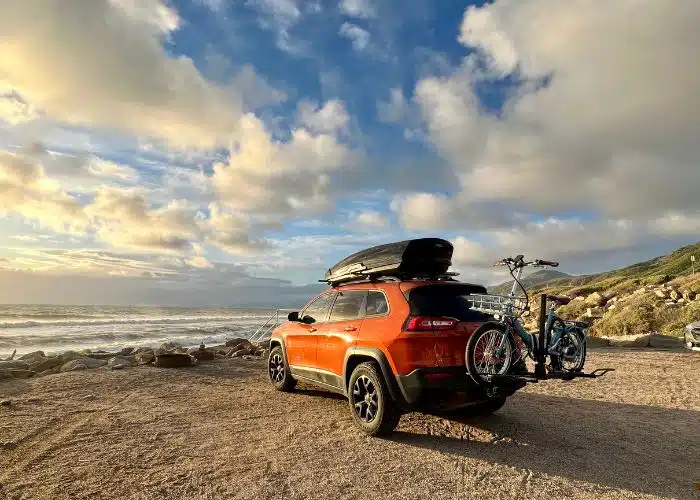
[343,347,405,405]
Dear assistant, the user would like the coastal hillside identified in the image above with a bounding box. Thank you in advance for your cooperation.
[489,269,570,296]
[516,242,700,336]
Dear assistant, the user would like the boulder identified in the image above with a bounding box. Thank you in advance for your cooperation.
[60,351,84,363]
[19,350,45,361]
[154,353,194,368]
[0,360,30,371]
[225,338,253,350]
[669,290,680,300]
[573,296,585,301]
[30,357,63,373]
[187,347,214,361]
[107,356,134,368]
[63,362,89,372]
[10,369,35,379]
[654,289,667,298]
[133,347,154,354]
[120,347,135,356]
[682,289,696,301]
[37,366,62,377]
[230,350,247,358]
[586,307,604,318]
[135,352,155,365]
[60,358,106,372]
[584,292,606,307]
[110,364,125,371]
[159,341,183,352]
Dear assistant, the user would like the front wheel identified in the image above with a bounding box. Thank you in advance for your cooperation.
[466,324,516,386]
[551,331,587,373]
[268,346,297,392]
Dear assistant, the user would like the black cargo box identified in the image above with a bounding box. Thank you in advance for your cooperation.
[323,238,454,285]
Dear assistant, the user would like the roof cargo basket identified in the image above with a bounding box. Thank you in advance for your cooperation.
[321,238,457,286]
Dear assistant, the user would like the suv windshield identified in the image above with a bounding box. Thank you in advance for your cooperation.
[405,284,492,322]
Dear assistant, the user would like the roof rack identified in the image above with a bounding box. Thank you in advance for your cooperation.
[319,271,460,286]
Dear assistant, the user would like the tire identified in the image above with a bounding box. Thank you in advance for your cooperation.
[466,324,516,386]
[268,346,297,392]
[348,362,401,436]
[551,330,587,373]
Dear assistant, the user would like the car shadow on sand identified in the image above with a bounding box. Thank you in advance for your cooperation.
[392,393,699,499]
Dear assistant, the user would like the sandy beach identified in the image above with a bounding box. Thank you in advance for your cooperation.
[1,347,698,500]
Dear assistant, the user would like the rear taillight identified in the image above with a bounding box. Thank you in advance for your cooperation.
[404,316,458,331]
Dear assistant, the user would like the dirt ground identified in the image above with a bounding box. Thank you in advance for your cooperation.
[1,348,698,500]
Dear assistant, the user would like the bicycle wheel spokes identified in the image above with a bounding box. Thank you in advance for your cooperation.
[473,329,512,377]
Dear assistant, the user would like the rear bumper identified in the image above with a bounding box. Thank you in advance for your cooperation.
[394,366,526,411]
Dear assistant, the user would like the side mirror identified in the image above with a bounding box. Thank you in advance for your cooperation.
[301,315,315,324]
[287,311,299,322]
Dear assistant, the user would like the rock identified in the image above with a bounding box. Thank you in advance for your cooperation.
[677,298,685,304]
[82,394,96,401]
[633,288,646,295]
[586,307,604,318]
[120,347,135,356]
[187,347,214,361]
[669,290,680,300]
[584,292,607,307]
[664,301,680,308]
[135,352,155,365]
[59,351,84,363]
[654,289,667,298]
[110,364,125,370]
[10,369,35,379]
[573,296,585,301]
[159,341,183,352]
[107,356,134,368]
[607,304,616,311]
[0,360,30,370]
[215,353,227,359]
[0,369,13,380]
[230,350,247,358]
[154,353,194,368]
[37,366,62,377]
[29,357,63,373]
[225,338,253,350]
[60,358,106,372]
[682,289,696,301]
[133,347,154,354]
[0,399,11,406]
[19,350,45,361]
[242,355,261,360]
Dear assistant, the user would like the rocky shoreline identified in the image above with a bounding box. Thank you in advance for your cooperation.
[0,338,269,382]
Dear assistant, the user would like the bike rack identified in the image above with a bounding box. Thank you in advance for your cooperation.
[490,368,615,384]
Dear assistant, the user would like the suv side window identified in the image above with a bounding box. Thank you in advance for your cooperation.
[365,291,389,317]
[301,293,335,324]
[329,291,365,322]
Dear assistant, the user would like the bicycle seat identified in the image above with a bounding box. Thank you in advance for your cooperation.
[547,294,571,305]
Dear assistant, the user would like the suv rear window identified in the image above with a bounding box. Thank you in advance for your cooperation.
[405,284,492,322]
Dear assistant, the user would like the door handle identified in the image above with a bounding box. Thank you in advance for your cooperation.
[343,326,357,332]
[310,327,317,332]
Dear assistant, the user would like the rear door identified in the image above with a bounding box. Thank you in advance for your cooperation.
[317,290,366,376]
[285,292,335,368]
[405,284,492,367]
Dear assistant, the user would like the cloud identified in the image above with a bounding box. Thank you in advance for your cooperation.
[339,23,371,52]
[0,93,38,125]
[247,0,308,55]
[212,108,354,217]
[297,99,349,134]
[340,0,376,19]
[394,0,700,230]
[350,210,388,230]
[0,0,244,148]
[0,148,87,233]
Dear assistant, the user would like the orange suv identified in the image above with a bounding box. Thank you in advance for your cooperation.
[268,278,527,436]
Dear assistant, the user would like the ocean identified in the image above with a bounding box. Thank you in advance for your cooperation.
[0,304,281,356]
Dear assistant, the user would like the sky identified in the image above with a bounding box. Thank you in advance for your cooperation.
[0,0,699,306]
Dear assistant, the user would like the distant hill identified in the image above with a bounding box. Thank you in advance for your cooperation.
[489,269,570,296]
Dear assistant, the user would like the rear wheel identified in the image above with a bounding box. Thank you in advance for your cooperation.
[466,324,515,386]
[551,330,587,373]
[268,346,297,392]
[348,362,401,436]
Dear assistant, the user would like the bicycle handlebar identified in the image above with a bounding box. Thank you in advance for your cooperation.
[494,257,559,268]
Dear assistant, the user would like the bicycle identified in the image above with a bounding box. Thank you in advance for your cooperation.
[464,255,592,386]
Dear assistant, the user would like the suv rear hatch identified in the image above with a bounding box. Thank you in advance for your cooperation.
[401,282,493,367]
